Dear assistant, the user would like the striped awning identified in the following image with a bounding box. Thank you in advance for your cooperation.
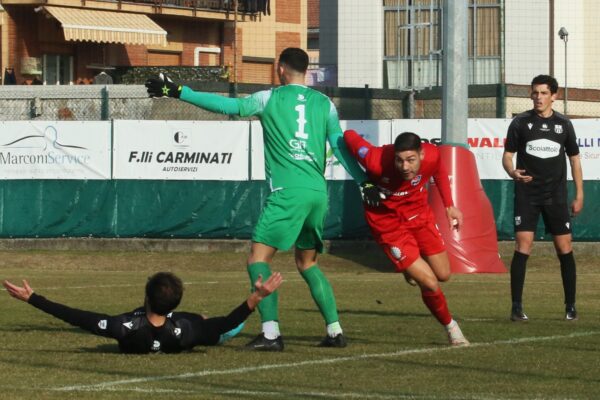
[44,6,167,46]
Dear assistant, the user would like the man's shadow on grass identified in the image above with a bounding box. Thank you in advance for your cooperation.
[0,325,91,334]
[325,240,397,273]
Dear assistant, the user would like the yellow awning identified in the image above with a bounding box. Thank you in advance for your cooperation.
[44,6,167,46]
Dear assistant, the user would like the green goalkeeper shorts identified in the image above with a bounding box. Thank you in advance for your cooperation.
[253,188,328,252]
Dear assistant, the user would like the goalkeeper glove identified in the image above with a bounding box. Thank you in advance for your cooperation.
[145,73,181,98]
[359,181,385,207]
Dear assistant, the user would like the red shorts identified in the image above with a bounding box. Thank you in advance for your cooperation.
[378,219,446,272]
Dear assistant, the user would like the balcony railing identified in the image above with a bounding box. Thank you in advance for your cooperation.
[98,0,262,14]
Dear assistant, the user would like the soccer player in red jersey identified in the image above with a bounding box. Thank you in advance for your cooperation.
[344,130,469,346]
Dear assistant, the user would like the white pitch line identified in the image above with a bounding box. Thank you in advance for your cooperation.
[72,385,509,400]
[54,330,599,392]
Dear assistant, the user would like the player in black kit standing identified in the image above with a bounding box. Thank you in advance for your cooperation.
[502,74,583,322]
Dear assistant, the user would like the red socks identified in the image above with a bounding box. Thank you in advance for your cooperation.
[421,287,452,326]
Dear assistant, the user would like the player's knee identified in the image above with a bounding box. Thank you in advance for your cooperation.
[554,242,573,255]
[436,271,450,282]
[419,278,440,292]
[515,240,533,255]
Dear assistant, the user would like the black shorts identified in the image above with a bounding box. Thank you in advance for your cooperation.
[513,199,571,235]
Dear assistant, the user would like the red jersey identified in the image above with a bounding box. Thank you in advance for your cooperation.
[344,130,454,239]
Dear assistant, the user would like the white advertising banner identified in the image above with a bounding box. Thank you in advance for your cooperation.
[571,119,600,179]
[0,121,111,179]
[250,120,266,180]
[464,119,511,180]
[391,119,441,145]
[113,120,249,180]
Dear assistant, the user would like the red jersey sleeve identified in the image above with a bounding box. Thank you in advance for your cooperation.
[429,145,454,208]
[343,130,383,177]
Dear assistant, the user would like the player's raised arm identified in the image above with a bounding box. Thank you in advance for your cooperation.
[195,272,283,345]
[246,272,283,310]
[145,72,241,115]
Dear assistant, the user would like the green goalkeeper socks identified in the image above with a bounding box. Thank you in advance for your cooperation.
[247,262,279,322]
[301,264,340,325]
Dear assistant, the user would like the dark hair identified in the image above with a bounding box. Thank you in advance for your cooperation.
[394,132,422,152]
[145,272,183,315]
[531,74,559,94]
[279,48,309,74]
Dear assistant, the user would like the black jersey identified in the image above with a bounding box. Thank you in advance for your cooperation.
[505,109,579,205]
[28,293,252,354]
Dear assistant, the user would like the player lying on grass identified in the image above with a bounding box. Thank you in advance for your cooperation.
[2,271,282,354]
[344,130,469,346]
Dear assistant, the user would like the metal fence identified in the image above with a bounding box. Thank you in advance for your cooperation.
[0,82,512,121]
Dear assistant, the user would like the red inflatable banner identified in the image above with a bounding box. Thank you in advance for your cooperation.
[428,145,506,274]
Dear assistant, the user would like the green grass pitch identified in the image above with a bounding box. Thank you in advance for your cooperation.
[1,247,599,399]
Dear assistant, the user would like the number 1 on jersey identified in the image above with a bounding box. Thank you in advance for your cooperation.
[295,104,308,139]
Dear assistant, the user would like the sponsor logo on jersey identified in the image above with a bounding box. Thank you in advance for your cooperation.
[152,340,161,351]
[527,123,533,130]
[541,123,550,132]
[515,216,521,226]
[381,187,409,197]
[174,327,182,337]
[288,139,314,161]
[123,321,134,330]
[554,125,563,134]
[411,175,422,186]
[525,139,561,159]
[297,94,306,102]
[167,312,173,318]
[390,246,405,261]
[566,222,570,230]
[98,320,107,330]
[358,146,369,159]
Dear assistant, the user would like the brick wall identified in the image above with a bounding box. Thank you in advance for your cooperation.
[243,61,274,84]
[275,32,301,57]
[6,6,39,83]
[276,0,301,24]
[307,0,319,28]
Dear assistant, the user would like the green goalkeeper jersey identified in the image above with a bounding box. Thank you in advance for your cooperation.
[238,84,341,192]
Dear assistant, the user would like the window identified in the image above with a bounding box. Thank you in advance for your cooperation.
[43,55,73,85]
[383,0,500,89]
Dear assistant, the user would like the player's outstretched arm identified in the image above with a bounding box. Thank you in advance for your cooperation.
[246,272,283,310]
[3,279,33,302]
[145,72,241,115]
[3,279,115,338]
[323,105,368,185]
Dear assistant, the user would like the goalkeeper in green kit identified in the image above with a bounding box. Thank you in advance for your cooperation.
[146,48,378,351]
